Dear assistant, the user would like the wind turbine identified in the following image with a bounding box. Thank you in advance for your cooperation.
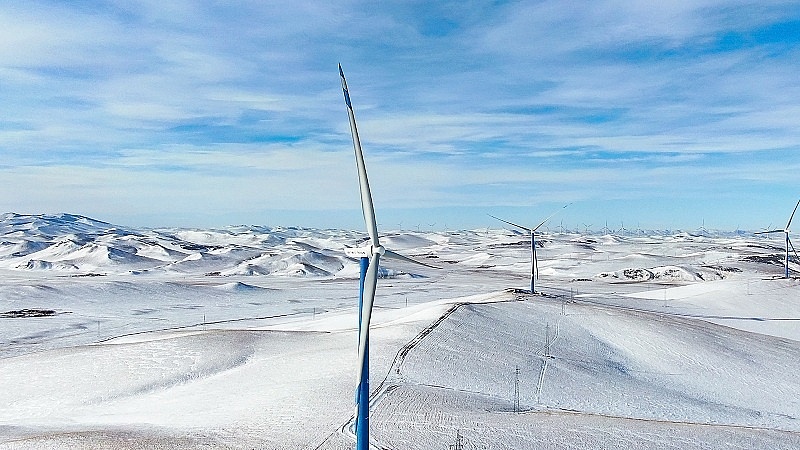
[755,199,800,279]
[339,64,432,450]
[618,221,628,236]
[556,219,566,234]
[489,204,568,294]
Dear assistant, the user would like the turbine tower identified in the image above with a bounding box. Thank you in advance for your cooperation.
[755,199,800,279]
[489,204,568,294]
[339,64,431,450]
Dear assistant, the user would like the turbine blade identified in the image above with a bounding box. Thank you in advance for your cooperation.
[488,214,532,232]
[754,230,784,235]
[340,65,380,247]
[533,243,539,280]
[532,203,570,232]
[384,249,440,269]
[355,252,380,391]
[787,199,800,229]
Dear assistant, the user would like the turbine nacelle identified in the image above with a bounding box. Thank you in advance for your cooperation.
[344,245,386,259]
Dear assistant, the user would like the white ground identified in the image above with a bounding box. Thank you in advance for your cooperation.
[0,213,798,449]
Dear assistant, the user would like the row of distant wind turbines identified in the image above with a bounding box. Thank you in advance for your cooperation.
[491,198,800,289]
[338,65,797,450]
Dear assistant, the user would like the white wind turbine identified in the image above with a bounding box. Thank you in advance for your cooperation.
[339,64,432,450]
[618,221,628,236]
[755,199,800,279]
[489,204,568,294]
[601,221,611,235]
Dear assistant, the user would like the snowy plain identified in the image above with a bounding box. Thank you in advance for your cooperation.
[0,213,798,449]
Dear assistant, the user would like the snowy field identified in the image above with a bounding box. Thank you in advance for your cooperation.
[1,213,798,449]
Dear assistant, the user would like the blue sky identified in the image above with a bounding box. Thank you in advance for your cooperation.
[1,1,799,231]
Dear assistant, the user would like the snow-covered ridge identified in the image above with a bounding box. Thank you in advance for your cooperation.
[0,213,794,280]
[0,213,394,278]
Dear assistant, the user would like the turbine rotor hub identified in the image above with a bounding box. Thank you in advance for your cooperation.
[343,244,386,258]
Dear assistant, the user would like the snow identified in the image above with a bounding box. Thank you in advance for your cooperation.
[0,213,798,449]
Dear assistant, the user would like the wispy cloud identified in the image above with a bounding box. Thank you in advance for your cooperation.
[0,1,797,229]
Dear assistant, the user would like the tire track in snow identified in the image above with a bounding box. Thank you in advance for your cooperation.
[389,302,466,376]
[536,320,559,405]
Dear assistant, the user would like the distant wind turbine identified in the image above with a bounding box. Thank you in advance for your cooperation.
[618,221,628,236]
[339,64,432,450]
[755,199,800,279]
[489,204,569,294]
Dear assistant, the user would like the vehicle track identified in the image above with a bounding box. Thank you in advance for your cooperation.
[535,320,559,404]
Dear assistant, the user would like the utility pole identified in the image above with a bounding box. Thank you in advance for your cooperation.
[513,366,520,413]
[448,429,465,450]
[545,323,551,358]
